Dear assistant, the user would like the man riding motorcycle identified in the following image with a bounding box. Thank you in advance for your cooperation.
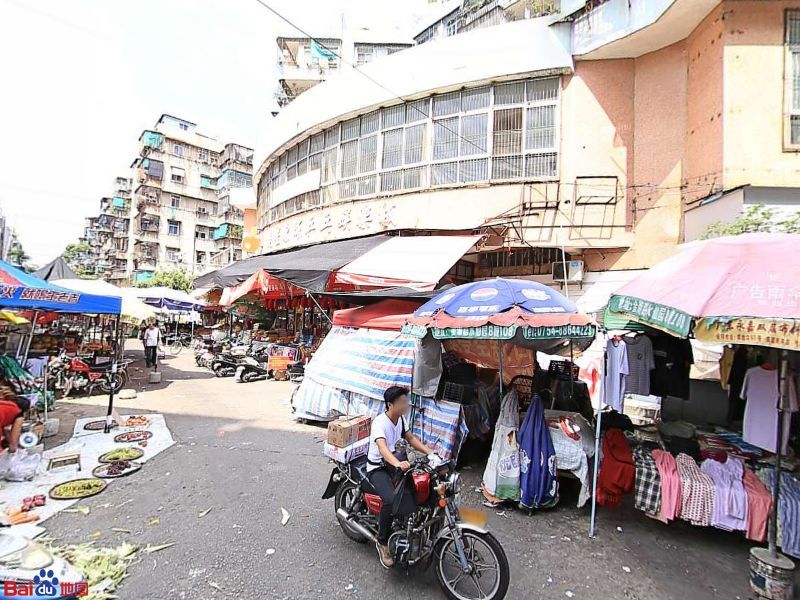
[367,386,433,568]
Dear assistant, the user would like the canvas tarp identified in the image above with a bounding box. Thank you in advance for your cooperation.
[0,260,121,315]
[34,257,78,281]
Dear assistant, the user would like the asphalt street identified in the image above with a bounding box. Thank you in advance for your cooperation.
[43,344,775,600]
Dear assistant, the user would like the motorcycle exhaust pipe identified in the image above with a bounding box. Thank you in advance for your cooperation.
[336,508,377,543]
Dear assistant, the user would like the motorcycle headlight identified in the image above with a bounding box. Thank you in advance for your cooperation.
[447,472,461,496]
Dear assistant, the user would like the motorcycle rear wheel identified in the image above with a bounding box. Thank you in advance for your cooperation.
[334,483,368,544]
[435,531,510,600]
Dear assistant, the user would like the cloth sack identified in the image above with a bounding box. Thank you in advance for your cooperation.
[482,389,520,501]
[5,450,41,482]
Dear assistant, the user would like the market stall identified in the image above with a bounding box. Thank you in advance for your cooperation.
[0,261,123,430]
[402,278,597,509]
[292,299,468,461]
[604,233,799,593]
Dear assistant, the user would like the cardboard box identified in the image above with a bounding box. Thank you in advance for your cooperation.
[327,415,371,448]
[323,438,369,463]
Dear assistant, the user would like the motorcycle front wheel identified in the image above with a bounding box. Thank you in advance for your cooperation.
[99,371,128,394]
[435,531,510,600]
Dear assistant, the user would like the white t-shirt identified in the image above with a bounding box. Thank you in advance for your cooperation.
[742,366,798,454]
[367,412,408,472]
[144,328,160,347]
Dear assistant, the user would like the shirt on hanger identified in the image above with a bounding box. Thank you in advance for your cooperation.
[741,365,797,454]
[604,339,628,412]
[624,335,655,396]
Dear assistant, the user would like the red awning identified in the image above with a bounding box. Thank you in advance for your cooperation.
[219,269,303,306]
[332,299,423,331]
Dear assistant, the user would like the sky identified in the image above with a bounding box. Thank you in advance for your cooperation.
[0,0,436,265]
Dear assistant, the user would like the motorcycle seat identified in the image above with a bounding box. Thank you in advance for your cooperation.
[349,455,371,483]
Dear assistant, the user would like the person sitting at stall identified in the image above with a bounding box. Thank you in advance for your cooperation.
[367,386,433,568]
[0,386,26,454]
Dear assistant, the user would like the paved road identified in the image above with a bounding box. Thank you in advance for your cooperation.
[45,346,767,600]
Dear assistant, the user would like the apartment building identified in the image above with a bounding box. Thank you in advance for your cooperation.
[252,0,800,308]
[79,115,253,285]
[276,24,412,106]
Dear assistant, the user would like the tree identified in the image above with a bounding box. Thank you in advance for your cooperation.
[6,234,29,268]
[699,204,800,239]
[135,269,194,292]
[61,242,95,279]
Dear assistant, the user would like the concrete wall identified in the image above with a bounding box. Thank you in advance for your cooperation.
[722,1,800,188]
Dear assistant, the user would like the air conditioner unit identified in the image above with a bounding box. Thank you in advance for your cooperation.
[552,260,584,285]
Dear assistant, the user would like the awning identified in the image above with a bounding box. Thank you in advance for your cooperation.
[52,278,156,322]
[332,299,423,331]
[321,285,454,306]
[193,235,390,291]
[34,257,78,282]
[333,235,481,291]
[219,270,303,306]
[0,260,121,315]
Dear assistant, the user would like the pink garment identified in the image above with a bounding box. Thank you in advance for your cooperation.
[742,468,772,542]
[651,450,682,523]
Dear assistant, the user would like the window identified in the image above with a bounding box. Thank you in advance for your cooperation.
[195,227,208,239]
[786,11,800,147]
[195,251,206,264]
[258,76,561,220]
[170,195,180,208]
[167,220,180,236]
[171,167,185,184]
[198,148,210,163]
[179,122,189,131]
[173,143,185,157]
[356,46,374,66]
[166,247,181,262]
[445,17,458,36]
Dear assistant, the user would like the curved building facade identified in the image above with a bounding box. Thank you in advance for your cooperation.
[254,0,800,296]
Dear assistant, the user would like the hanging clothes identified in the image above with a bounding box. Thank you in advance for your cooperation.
[604,338,629,412]
[518,394,559,509]
[700,458,747,532]
[482,389,520,503]
[632,447,661,516]
[624,335,655,396]
[651,449,682,523]
[741,365,797,454]
[596,428,634,508]
[650,336,693,399]
[742,467,771,543]
[719,345,734,391]
[727,346,749,422]
[675,453,715,527]
[775,471,800,559]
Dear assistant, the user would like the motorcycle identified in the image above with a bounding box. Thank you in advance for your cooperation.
[49,351,129,397]
[210,345,249,377]
[323,450,510,600]
[235,343,272,383]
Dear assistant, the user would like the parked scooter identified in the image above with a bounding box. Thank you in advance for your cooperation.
[233,342,269,383]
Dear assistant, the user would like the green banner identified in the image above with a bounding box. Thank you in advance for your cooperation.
[432,325,517,340]
[608,295,692,337]
[522,324,596,340]
[401,324,428,338]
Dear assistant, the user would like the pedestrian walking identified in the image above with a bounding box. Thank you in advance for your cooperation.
[143,321,160,369]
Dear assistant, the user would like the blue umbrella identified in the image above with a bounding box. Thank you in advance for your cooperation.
[414,279,578,318]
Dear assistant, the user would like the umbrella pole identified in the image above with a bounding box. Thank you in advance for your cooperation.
[22,310,39,365]
[105,315,122,434]
[769,352,787,557]
[498,340,504,399]
[589,330,607,538]
[306,291,333,325]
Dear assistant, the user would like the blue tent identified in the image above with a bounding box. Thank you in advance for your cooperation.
[0,260,121,315]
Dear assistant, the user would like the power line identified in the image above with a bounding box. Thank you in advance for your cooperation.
[251,0,730,199]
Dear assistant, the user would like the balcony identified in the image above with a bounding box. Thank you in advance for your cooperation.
[572,0,718,59]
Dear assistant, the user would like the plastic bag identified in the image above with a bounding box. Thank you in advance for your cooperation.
[482,390,521,501]
[0,453,12,479]
[5,450,41,482]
